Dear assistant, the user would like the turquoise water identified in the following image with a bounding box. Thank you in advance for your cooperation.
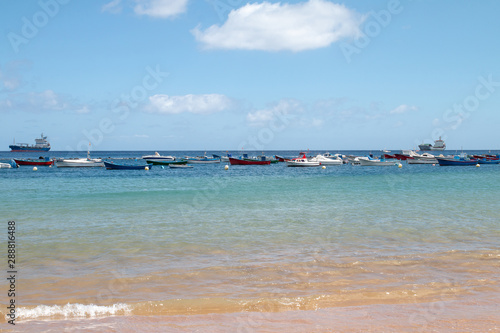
[0,150,499,329]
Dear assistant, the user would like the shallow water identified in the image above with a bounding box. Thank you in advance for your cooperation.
[1,150,499,331]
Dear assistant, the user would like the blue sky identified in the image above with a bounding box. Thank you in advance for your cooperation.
[1,0,500,151]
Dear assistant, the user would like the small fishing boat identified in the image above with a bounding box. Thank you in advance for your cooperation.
[169,164,193,169]
[358,157,398,166]
[406,152,438,164]
[477,158,500,165]
[436,154,477,166]
[274,155,291,162]
[229,157,271,165]
[147,160,187,166]
[14,157,54,166]
[104,161,152,170]
[184,154,220,164]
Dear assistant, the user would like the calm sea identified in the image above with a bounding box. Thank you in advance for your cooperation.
[1,150,499,332]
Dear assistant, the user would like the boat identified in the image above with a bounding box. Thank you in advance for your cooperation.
[169,164,194,169]
[418,136,446,151]
[476,158,500,165]
[147,160,187,166]
[55,151,104,168]
[286,153,320,167]
[406,152,438,164]
[184,154,221,164]
[309,154,343,165]
[229,157,271,165]
[0,162,13,169]
[274,155,291,162]
[13,157,54,166]
[142,152,176,162]
[104,161,152,170]
[436,154,477,166]
[9,133,51,152]
[358,156,398,166]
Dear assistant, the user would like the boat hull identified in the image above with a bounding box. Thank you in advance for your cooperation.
[14,159,54,166]
[436,158,478,166]
[9,146,51,152]
[358,159,397,166]
[147,160,187,165]
[229,157,271,165]
[55,159,104,167]
[104,162,152,170]
[185,158,220,164]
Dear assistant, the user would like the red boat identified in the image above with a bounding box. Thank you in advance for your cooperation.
[274,155,291,162]
[229,157,271,165]
[14,158,54,166]
[393,153,414,160]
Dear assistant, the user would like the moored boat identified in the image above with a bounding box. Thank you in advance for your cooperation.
[358,157,398,166]
[286,153,320,167]
[229,157,271,165]
[436,154,477,166]
[309,154,343,165]
[55,150,104,168]
[184,155,221,164]
[142,152,176,163]
[104,161,152,170]
[14,157,54,166]
[147,160,187,166]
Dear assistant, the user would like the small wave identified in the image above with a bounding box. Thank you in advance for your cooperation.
[14,303,131,321]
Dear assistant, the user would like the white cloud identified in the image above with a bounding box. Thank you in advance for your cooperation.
[145,94,231,114]
[192,0,365,52]
[0,90,86,113]
[134,0,188,18]
[102,0,123,14]
[247,99,301,127]
[390,104,418,114]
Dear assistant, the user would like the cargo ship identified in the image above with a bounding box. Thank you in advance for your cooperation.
[418,136,446,151]
[9,133,51,152]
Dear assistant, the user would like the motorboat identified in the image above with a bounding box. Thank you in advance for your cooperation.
[142,152,176,162]
[0,162,13,169]
[286,153,320,167]
[309,154,343,165]
[55,151,104,168]
[406,152,438,164]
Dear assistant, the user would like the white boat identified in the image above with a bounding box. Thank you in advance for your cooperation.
[310,154,343,165]
[142,152,176,162]
[55,151,104,168]
[406,152,438,164]
[358,157,398,166]
[0,162,12,169]
[286,153,320,167]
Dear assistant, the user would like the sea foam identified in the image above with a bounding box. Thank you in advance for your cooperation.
[15,303,131,321]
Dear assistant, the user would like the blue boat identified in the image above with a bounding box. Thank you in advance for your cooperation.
[477,158,500,164]
[436,154,478,166]
[104,161,152,170]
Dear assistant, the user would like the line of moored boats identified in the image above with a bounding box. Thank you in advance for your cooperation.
[1,149,499,170]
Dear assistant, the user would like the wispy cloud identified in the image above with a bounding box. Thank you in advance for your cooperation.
[134,0,188,18]
[192,0,365,52]
[144,94,232,114]
[101,0,123,14]
[0,90,89,113]
[247,99,301,127]
[390,104,418,114]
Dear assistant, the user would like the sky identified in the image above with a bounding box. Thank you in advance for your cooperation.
[1,0,500,151]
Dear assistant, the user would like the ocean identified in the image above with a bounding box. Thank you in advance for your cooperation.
[1,150,499,332]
